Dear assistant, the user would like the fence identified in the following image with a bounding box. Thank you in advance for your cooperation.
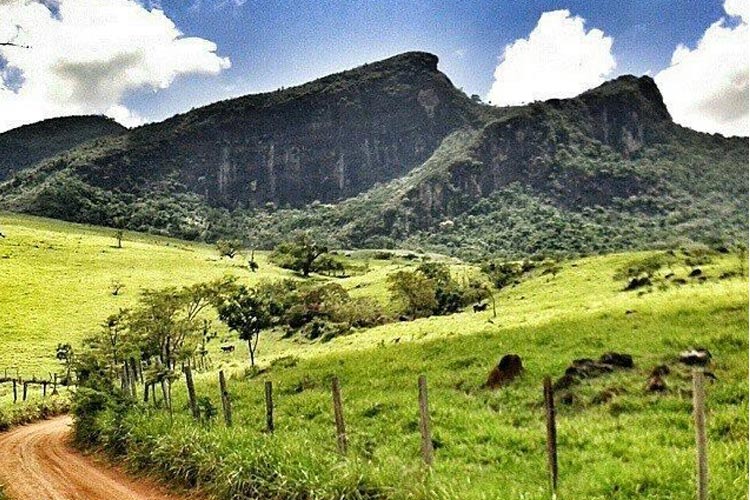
[17,358,709,499]
[0,370,65,403]
[118,363,713,499]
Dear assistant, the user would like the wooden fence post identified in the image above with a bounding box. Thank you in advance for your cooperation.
[160,378,169,411]
[543,376,558,499]
[22,381,27,401]
[331,376,347,454]
[130,358,141,384]
[42,381,47,398]
[143,381,150,403]
[265,380,274,433]
[12,379,17,403]
[219,370,232,427]
[418,374,434,466]
[693,371,709,500]
[122,362,129,394]
[184,364,199,420]
[52,373,58,396]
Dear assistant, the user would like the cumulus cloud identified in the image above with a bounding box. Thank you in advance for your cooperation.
[0,0,230,132]
[655,0,748,137]
[487,10,615,106]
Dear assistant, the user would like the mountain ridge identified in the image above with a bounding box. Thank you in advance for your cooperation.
[0,51,746,257]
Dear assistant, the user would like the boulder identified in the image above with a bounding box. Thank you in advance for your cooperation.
[553,374,579,391]
[484,354,523,389]
[650,365,670,377]
[599,352,634,368]
[592,388,618,404]
[567,359,614,378]
[646,375,667,392]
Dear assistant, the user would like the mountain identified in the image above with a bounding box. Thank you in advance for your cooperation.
[0,52,746,258]
[0,115,126,181]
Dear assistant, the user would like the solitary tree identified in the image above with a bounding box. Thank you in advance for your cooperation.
[216,239,241,259]
[270,232,328,277]
[248,249,259,272]
[114,230,124,249]
[217,286,271,367]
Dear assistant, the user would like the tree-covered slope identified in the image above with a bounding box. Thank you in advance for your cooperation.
[0,115,126,181]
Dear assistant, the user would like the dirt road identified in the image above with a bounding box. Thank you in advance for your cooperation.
[0,415,184,500]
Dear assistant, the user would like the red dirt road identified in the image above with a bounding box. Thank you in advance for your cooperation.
[0,415,183,500]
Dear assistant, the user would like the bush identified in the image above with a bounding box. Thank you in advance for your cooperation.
[613,252,676,281]
[388,263,480,318]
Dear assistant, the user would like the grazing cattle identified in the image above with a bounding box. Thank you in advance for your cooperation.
[679,348,711,366]
[473,303,489,313]
[220,345,235,353]
[484,354,523,389]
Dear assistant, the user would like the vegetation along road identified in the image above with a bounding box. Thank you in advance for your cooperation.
[0,416,183,500]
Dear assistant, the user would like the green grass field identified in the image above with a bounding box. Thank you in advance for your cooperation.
[0,212,415,376]
[1,212,747,498]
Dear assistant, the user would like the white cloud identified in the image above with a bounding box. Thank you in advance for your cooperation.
[487,10,615,106]
[655,0,748,137]
[0,0,230,132]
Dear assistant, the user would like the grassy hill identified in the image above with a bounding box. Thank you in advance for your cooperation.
[1,214,745,498]
[0,212,441,375]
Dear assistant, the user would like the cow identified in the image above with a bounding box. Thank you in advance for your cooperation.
[220,345,235,353]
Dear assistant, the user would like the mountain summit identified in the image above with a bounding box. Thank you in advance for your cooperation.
[0,52,746,256]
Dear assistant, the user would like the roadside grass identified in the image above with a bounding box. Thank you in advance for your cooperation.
[0,394,70,431]
[90,252,747,499]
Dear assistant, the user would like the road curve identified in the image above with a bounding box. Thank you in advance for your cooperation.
[0,415,184,500]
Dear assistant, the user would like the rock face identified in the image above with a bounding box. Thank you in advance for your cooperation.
[26,52,477,209]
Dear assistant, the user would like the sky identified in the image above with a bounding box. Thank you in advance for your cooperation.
[0,0,747,136]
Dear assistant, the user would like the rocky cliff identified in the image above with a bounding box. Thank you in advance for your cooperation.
[0,52,746,257]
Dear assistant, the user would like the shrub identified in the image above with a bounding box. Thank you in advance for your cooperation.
[613,252,676,281]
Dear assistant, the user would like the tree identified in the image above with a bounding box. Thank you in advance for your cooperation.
[128,289,194,371]
[110,279,125,296]
[56,343,75,384]
[217,286,271,367]
[270,232,328,277]
[216,239,241,259]
[387,270,437,318]
[114,230,124,249]
[248,249,259,272]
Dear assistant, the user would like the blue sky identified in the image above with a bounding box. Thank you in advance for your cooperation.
[132,0,727,119]
[0,0,746,135]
